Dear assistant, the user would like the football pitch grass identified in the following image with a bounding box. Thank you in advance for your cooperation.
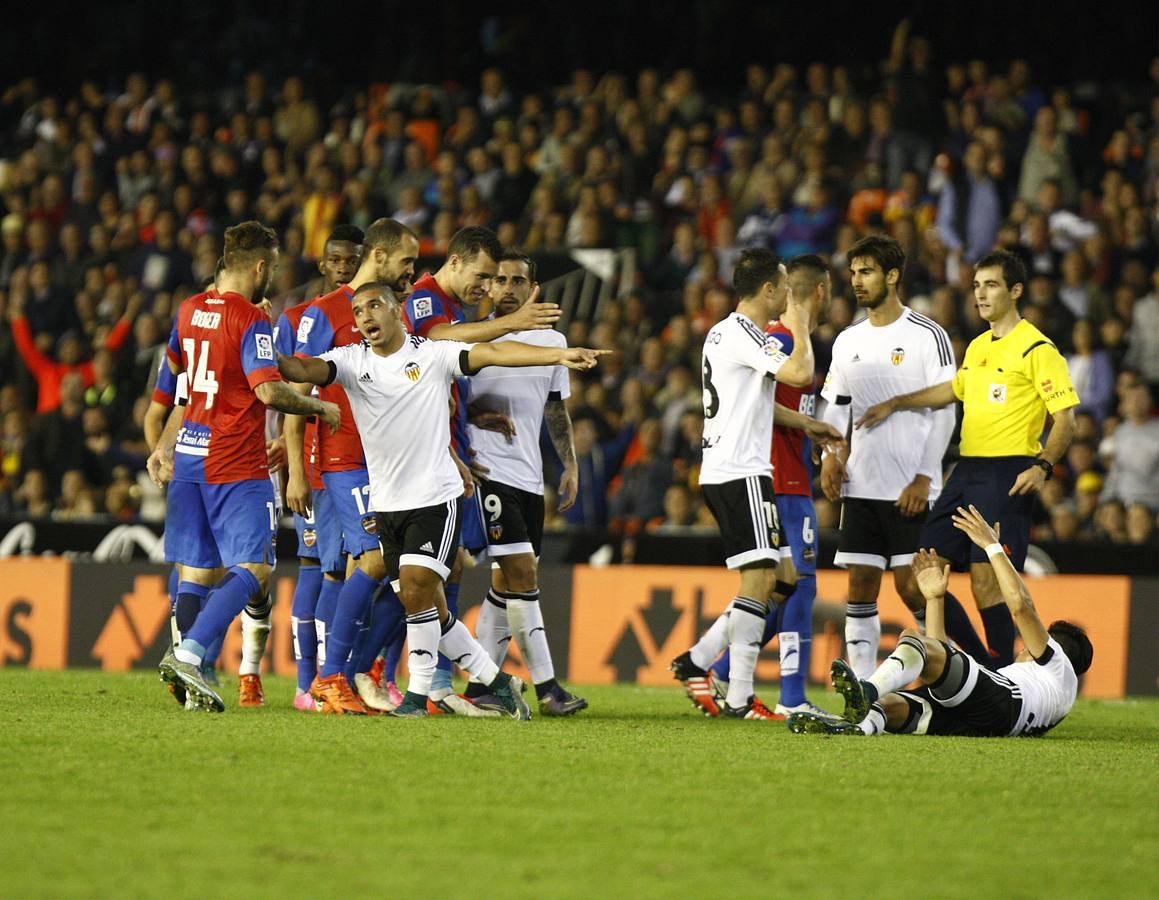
[1,671,1156,899]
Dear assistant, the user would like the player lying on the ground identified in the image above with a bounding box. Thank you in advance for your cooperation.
[277,281,608,717]
[789,504,1093,737]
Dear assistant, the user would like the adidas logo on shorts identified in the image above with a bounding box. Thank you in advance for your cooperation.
[420,541,434,553]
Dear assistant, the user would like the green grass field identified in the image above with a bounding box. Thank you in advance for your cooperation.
[1,671,1156,899]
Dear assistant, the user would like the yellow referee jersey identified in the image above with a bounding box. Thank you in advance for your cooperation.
[952,319,1079,457]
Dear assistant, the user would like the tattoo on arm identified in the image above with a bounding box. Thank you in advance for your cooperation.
[260,380,328,417]
[545,401,576,467]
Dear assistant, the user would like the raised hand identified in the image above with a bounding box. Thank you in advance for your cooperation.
[910,548,950,601]
[509,298,561,331]
[950,504,1001,549]
[560,348,612,371]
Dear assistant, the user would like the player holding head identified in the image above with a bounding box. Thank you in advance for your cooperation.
[709,254,844,716]
[279,282,608,717]
[461,250,588,716]
[815,234,985,678]
[152,221,341,711]
[789,504,1093,737]
[288,218,419,714]
[670,247,815,720]
[273,223,364,710]
[402,226,564,713]
[856,249,1078,666]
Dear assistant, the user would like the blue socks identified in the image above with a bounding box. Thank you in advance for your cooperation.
[321,568,378,678]
[432,580,460,692]
[182,567,261,660]
[354,583,406,675]
[174,581,210,637]
[777,574,815,707]
[292,564,323,692]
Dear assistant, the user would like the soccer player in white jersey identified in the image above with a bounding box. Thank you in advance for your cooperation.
[818,234,976,678]
[461,250,588,716]
[788,504,1093,737]
[277,282,607,717]
[670,248,815,720]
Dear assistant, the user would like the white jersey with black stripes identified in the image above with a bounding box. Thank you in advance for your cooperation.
[699,312,790,485]
[820,308,956,502]
[998,637,1079,736]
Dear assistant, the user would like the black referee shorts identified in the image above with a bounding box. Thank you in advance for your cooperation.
[920,456,1035,571]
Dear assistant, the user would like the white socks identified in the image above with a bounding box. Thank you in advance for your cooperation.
[474,589,513,668]
[440,613,499,686]
[689,609,732,671]
[405,608,440,696]
[845,601,880,679]
[867,634,927,698]
[725,597,768,709]
[507,590,553,685]
[239,595,272,677]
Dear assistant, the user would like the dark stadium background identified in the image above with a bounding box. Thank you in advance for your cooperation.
[6,0,1156,97]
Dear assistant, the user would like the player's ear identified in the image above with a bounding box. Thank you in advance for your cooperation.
[886,267,900,287]
[317,258,326,276]
[1009,281,1024,302]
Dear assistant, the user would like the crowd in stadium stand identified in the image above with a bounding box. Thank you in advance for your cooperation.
[0,28,1157,547]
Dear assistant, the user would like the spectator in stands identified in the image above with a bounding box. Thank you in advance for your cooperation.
[1125,502,1156,544]
[1018,106,1078,207]
[1100,381,1159,510]
[1124,264,1159,389]
[564,413,636,530]
[936,141,1003,264]
[1067,318,1116,422]
[609,418,670,534]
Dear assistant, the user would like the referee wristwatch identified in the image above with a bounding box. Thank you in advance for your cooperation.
[1032,457,1053,480]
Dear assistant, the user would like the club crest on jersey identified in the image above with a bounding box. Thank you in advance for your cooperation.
[302,528,317,548]
[489,523,503,541]
[989,383,1007,403]
[413,297,433,319]
[404,362,421,382]
[255,333,274,360]
[361,514,377,535]
[890,347,905,366]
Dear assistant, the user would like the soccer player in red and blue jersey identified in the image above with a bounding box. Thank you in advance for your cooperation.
[402,226,562,712]
[290,218,417,714]
[711,255,843,716]
[275,224,362,710]
[152,221,340,711]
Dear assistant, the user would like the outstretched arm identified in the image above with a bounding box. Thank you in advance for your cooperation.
[278,354,333,386]
[951,505,1050,659]
[427,291,560,342]
[856,380,957,430]
[256,375,340,434]
[465,342,608,373]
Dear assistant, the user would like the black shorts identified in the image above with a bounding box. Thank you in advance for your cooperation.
[920,456,1035,571]
[834,497,927,570]
[376,497,462,583]
[478,479,545,558]
[701,475,789,570]
[895,644,1022,737]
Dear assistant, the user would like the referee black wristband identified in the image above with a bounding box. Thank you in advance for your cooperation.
[1033,457,1053,480]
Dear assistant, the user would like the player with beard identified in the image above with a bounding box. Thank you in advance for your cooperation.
[401,226,563,714]
[287,218,419,714]
[461,250,588,716]
[279,282,609,717]
[816,234,986,678]
[856,250,1078,667]
[273,224,363,710]
[152,221,341,711]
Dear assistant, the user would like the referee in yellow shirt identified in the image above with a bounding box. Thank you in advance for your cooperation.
[856,250,1078,666]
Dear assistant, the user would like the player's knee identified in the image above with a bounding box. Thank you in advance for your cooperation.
[357,551,386,582]
[238,562,272,593]
[499,555,537,592]
[848,565,883,600]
